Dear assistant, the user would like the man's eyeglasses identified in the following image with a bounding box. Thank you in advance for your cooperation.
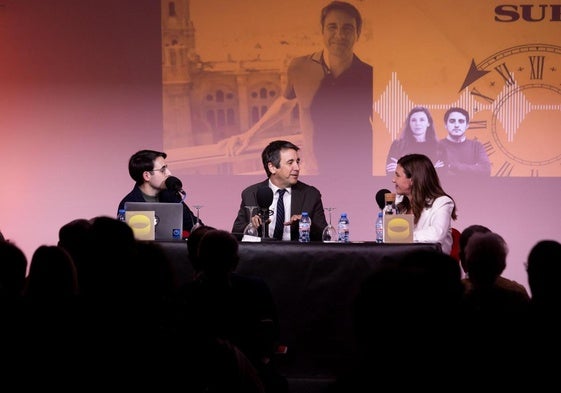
[150,165,168,174]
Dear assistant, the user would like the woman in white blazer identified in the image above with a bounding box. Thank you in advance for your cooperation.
[392,153,457,254]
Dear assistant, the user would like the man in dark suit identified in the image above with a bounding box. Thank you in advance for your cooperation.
[232,140,328,241]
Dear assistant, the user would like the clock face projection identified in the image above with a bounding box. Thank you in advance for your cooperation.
[460,44,561,177]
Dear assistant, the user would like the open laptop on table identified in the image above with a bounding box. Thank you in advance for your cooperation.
[124,201,183,241]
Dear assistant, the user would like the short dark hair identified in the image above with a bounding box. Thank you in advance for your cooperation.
[198,229,240,277]
[444,107,469,124]
[321,1,363,37]
[261,140,299,177]
[187,225,216,273]
[128,149,167,185]
[459,224,491,267]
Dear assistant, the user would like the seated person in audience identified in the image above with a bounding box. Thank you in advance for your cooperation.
[0,240,28,299]
[58,218,93,288]
[524,239,561,372]
[391,153,457,254]
[232,140,327,241]
[117,149,201,236]
[328,249,464,391]
[186,225,216,280]
[385,107,444,174]
[526,239,561,315]
[23,245,82,342]
[459,224,529,299]
[462,231,529,314]
[24,245,79,301]
[0,240,28,342]
[179,229,287,393]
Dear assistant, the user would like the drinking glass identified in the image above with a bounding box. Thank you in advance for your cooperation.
[191,205,203,231]
[242,205,260,240]
[322,207,338,243]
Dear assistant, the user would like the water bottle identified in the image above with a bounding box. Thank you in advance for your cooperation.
[376,211,384,243]
[117,208,126,222]
[299,212,311,243]
[337,213,350,243]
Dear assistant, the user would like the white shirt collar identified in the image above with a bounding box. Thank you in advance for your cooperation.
[268,180,291,195]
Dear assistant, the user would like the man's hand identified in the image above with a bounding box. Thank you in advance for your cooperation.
[386,157,398,173]
[219,133,252,156]
[434,159,445,169]
[251,214,271,228]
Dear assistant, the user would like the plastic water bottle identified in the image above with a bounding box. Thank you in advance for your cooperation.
[337,213,350,243]
[376,211,384,243]
[117,208,126,222]
[299,212,311,243]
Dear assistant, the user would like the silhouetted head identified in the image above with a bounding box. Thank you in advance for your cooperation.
[463,231,508,288]
[527,239,561,304]
[25,245,79,298]
[0,241,28,296]
[197,229,240,280]
[187,225,216,273]
[459,224,492,273]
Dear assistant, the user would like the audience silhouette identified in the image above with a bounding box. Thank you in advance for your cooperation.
[0,240,28,299]
[462,231,529,314]
[460,225,529,307]
[5,215,560,391]
[24,245,79,300]
[524,239,561,384]
[526,239,561,315]
[329,249,465,391]
[0,240,28,335]
[57,218,93,287]
[178,228,287,393]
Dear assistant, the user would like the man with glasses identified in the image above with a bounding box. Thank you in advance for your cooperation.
[438,107,491,176]
[117,149,201,235]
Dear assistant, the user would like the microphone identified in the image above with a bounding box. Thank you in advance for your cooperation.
[256,186,274,213]
[375,188,391,210]
[256,187,274,239]
[165,176,187,201]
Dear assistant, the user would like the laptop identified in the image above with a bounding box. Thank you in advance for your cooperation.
[124,202,183,241]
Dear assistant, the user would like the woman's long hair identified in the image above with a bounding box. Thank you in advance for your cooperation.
[398,107,438,146]
[396,153,457,224]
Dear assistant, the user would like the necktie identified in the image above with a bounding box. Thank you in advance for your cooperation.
[273,189,286,240]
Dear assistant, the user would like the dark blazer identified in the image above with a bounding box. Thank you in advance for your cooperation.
[232,180,328,241]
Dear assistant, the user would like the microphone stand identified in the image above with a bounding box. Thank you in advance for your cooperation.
[259,208,272,241]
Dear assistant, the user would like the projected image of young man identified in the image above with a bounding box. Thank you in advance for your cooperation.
[221,1,373,177]
[438,107,491,177]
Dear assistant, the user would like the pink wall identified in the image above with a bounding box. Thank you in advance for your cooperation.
[1,1,560,292]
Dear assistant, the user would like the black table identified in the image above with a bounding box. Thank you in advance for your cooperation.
[157,240,442,378]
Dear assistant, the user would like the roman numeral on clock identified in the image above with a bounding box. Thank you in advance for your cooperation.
[470,88,494,104]
[494,62,515,86]
[483,141,494,156]
[529,55,545,80]
[495,161,513,177]
[469,120,487,130]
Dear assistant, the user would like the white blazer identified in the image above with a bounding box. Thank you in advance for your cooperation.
[396,194,454,254]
